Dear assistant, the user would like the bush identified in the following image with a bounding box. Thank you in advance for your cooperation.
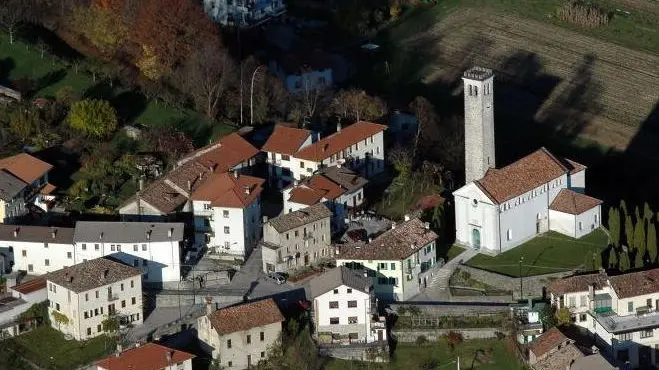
[556,1,609,28]
[415,335,428,346]
[445,331,463,351]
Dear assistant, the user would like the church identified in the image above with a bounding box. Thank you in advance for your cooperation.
[453,67,603,255]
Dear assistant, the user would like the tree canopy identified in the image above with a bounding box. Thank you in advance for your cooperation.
[66,99,118,138]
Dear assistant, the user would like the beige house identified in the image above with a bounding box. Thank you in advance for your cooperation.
[261,203,332,273]
[198,298,284,369]
[46,258,143,341]
[0,153,55,223]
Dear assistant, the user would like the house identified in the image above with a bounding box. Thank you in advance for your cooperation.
[2,222,185,283]
[73,222,185,283]
[0,277,47,338]
[191,171,264,260]
[335,217,439,301]
[306,266,386,344]
[261,203,332,273]
[198,297,284,369]
[268,49,333,94]
[283,165,368,233]
[528,327,616,370]
[548,268,659,367]
[0,153,55,223]
[511,299,547,344]
[528,327,577,365]
[95,342,195,370]
[387,110,418,142]
[454,67,602,255]
[203,0,286,27]
[119,132,259,223]
[262,124,314,189]
[46,258,143,341]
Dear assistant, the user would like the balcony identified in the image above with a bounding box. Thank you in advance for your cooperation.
[108,293,119,301]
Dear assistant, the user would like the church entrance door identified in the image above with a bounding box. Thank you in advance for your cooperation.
[471,229,481,249]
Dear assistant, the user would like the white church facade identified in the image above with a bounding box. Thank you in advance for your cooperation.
[453,67,603,255]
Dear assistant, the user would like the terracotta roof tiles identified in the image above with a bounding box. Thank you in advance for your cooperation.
[207,298,284,335]
[262,125,311,155]
[294,121,386,162]
[10,277,46,295]
[95,343,195,370]
[268,203,332,233]
[177,132,258,172]
[529,327,569,358]
[608,268,659,299]
[0,153,53,184]
[549,189,602,215]
[191,172,264,208]
[46,258,141,293]
[548,272,607,295]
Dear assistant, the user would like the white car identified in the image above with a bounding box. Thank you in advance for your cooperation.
[264,272,286,285]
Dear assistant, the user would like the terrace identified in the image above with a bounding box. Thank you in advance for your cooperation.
[591,308,659,334]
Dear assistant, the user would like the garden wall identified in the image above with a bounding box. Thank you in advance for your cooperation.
[456,265,573,298]
[393,328,502,342]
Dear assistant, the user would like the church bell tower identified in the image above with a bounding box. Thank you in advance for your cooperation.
[462,66,495,184]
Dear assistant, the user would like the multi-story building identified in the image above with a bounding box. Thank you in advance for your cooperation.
[282,166,368,233]
[198,298,284,369]
[0,277,47,338]
[0,153,55,223]
[268,49,334,94]
[262,124,314,189]
[203,0,286,27]
[549,268,659,367]
[191,171,264,260]
[307,266,386,344]
[46,258,143,341]
[119,132,259,223]
[510,299,547,344]
[261,203,332,273]
[95,342,195,370]
[1,222,185,283]
[335,217,439,301]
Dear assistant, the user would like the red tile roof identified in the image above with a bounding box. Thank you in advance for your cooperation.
[10,277,46,294]
[39,183,56,195]
[564,158,586,174]
[411,194,445,212]
[262,125,311,155]
[95,343,195,370]
[609,268,659,299]
[288,186,326,205]
[177,132,259,172]
[549,189,602,215]
[294,121,386,162]
[208,298,284,335]
[548,272,607,296]
[287,167,367,206]
[0,153,53,184]
[191,172,264,208]
[529,327,568,358]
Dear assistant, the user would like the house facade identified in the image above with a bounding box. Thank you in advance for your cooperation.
[0,277,47,338]
[191,172,264,260]
[198,298,284,369]
[549,269,659,368]
[95,343,195,370]
[0,225,75,275]
[262,124,314,189]
[335,217,439,301]
[0,153,54,223]
[268,50,334,94]
[307,266,386,344]
[261,203,332,273]
[46,258,143,341]
[203,0,286,27]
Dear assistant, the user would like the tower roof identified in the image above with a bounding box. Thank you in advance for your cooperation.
[463,66,493,81]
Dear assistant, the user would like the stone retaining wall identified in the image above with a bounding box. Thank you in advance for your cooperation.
[392,328,502,342]
[318,343,389,362]
[456,265,573,298]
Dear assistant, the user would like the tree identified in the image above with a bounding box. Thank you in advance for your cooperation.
[409,96,439,160]
[51,311,69,330]
[619,251,631,272]
[66,99,117,138]
[648,223,657,264]
[644,202,654,221]
[70,2,127,55]
[142,127,194,165]
[299,74,325,120]
[327,88,386,123]
[635,250,644,269]
[388,146,413,183]
[8,105,41,142]
[608,247,618,268]
[625,213,634,248]
[620,199,628,216]
[445,331,463,351]
[540,304,557,329]
[634,220,646,258]
[555,307,572,326]
[56,86,80,106]
[608,207,621,247]
[0,0,27,44]
[179,42,235,118]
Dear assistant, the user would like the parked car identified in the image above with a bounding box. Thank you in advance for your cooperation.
[264,272,286,284]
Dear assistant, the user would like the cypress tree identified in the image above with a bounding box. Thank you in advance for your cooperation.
[625,214,634,249]
[608,247,618,268]
[648,223,657,264]
[635,250,644,269]
[635,206,642,224]
[644,202,654,221]
[635,221,647,257]
[608,207,621,247]
[620,200,628,216]
[619,251,630,272]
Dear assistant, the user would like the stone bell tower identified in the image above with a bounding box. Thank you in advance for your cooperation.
[462,66,495,184]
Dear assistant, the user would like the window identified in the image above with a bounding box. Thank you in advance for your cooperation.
[142,259,148,266]
[223,210,229,218]
[67,252,72,259]
[281,154,290,161]
[507,229,512,241]
[132,297,136,305]
[131,280,134,288]
[300,162,305,169]
[642,330,654,338]
[390,263,396,270]
[85,293,88,301]
[95,290,99,298]
[97,324,102,332]
[87,328,92,336]
[474,86,478,96]
[84,312,88,319]
[81,244,87,251]
[28,264,33,272]
[348,316,358,324]
[329,301,339,309]
[579,313,587,322]
[580,295,587,307]
[224,226,230,234]
[260,331,265,341]
[45,259,49,266]
[94,308,99,316]
[247,334,251,344]
[133,259,139,267]
[22,250,26,257]
[333,289,339,294]
[649,298,653,308]
[121,300,126,308]
[594,214,598,224]
[347,288,352,294]
[261,351,265,358]
[579,222,583,231]
[330,317,339,325]
[628,302,634,313]
[203,203,212,210]
[618,333,633,341]
[295,230,299,237]
[44,242,48,248]
[568,296,576,307]
[379,263,387,270]
[286,233,289,240]
[227,339,232,348]
[348,300,357,308]
[95,244,100,251]
[377,277,387,285]
[142,244,147,251]
[111,245,115,252]
[56,303,60,311]
[228,361,232,367]
[132,244,137,251]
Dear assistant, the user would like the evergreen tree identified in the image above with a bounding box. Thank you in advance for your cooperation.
[620,200,628,216]
[635,221,647,257]
[644,202,654,221]
[648,223,657,264]
[619,251,631,272]
[635,251,644,269]
[635,206,642,224]
[608,247,618,268]
[608,207,621,247]
[625,214,634,248]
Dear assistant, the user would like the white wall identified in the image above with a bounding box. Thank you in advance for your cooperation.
[575,205,601,239]
[453,183,499,253]
[10,285,46,304]
[569,170,586,193]
[8,241,74,275]
[207,198,261,259]
[320,131,385,179]
[98,359,192,370]
[548,210,576,238]
[314,285,374,342]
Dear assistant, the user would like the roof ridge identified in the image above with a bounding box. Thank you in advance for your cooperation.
[539,147,569,172]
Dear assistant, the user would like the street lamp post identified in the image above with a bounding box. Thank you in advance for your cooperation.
[250,65,265,125]
[519,256,525,300]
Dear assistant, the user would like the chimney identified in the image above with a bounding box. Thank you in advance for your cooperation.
[404,214,410,222]
[99,232,103,240]
[244,185,251,195]
[135,342,141,348]
[139,177,144,191]
[13,227,18,238]
[337,163,342,168]
[368,237,372,243]
[262,216,268,223]
[146,230,152,240]
[116,343,123,354]
[363,271,368,278]
[187,180,192,191]
[591,345,599,354]
[168,228,173,238]
[209,165,215,173]
[166,351,173,362]
[51,228,57,239]
[233,171,239,179]
[293,179,299,187]
[391,222,396,230]
[205,296,214,315]
[424,222,430,230]
[101,269,109,280]
[337,121,342,132]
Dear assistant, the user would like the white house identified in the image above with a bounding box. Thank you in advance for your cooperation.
[0,153,55,223]
[95,342,195,370]
[198,297,284,369]
[268,50,333,94]
[119,132,259,222]
[283,166,368,233]
[46,258,143,341]
[335,217,439,302]
[0,225,76,275]
[73,222,185,283]
[191,171,264,260]
[549,268,659,368]
[203,0,286,27]
[0,277,47,338]
[261,124,314,189]
[306,266,386,344]
[510,299,547,344]
[454,66,602,255]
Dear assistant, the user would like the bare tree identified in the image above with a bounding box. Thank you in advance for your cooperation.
[0,0,27,44]
[179,42,235,118]
[409,96,439,160]
[36,38,49,59]
[300,72,323,120]
[328,88,387,123]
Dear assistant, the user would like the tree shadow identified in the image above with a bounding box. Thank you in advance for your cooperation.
[20,24,85,61]
[112,90,148,125]
[83,82,115,100]
[36,69,67,95]
[0,58,16,86]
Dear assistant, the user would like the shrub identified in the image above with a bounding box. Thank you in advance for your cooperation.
[445,331,463,351]
[556,1,609,28]
[416,335,428,346]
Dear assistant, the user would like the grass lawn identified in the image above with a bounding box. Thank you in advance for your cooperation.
[6,326,113,370]
[372,177,442,221]
[466,229,609,277]
[324,339,524,370]
[439,244,466,263]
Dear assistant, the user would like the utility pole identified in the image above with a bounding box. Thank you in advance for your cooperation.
[519,256,525,299]
[250,65,264,125]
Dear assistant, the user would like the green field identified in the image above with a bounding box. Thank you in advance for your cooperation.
[466,229,609,277]
[324,339,525,370]
[5,326,112,370]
